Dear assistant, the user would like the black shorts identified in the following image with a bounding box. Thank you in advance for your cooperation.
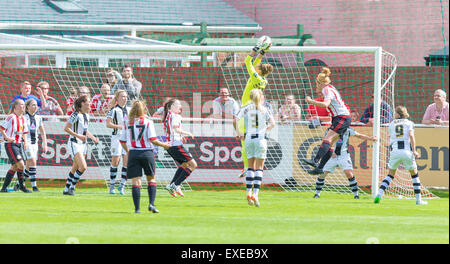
[5,143,24,164]
[330,115,351,135]
[126,149,156,178]
[167,145,193,165]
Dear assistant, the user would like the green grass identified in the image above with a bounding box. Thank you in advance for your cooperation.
[0,190,448,244]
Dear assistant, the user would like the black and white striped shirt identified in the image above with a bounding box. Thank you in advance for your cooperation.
[68,112,89,144]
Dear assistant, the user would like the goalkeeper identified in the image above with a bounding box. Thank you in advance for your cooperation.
[237,38,274,178]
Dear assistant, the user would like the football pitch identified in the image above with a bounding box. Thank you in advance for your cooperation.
[0,189,448,244]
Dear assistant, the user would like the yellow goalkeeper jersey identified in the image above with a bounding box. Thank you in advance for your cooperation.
[241,55,268,107]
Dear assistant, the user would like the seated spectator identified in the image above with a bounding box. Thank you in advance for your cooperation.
[91,83,114,122]
[278,95,302,123]
[36,81,63,116]
[10,81,46,114]
[66,87,78,116]
[111,65,142,107]
[350,109,360,123]
[422,89,449,126]
[360,95,393,126]
[153,97,172,119]
[211,88,240,119]
[306,96,332,123]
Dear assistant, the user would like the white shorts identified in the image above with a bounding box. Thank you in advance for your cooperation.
[111,137,127,157]
[245,138,267,160]
[388,149,417,171]
[24,143,39,161]
[323,152,353,173]
[68,140,87,158]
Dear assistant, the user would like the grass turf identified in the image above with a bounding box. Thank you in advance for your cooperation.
[0,189,448,244]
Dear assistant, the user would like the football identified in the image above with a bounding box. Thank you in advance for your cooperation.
[257,35,272,50]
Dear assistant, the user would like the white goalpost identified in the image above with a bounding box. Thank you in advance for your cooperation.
[0,44,435,199]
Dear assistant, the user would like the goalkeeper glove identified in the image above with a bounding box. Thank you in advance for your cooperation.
[260,43,271,55]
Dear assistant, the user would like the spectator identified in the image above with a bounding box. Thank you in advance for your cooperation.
[211,88,240,119]
[66,86,90,116]
[106,69,121,88]
[91,83,114,122]
[360,95,393,126]
[306,95,332,123]
[153,97,172,119]
[36,81,64,116]
[111,65,142,107]
[10,81,46,114]
[350,109,359,123]
[66,88,78,116]
[277,94,302,123]
[422,89,449,126]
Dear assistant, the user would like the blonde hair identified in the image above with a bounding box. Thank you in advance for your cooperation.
[257,63,274,77]
[250,89,266,113]
[395,105,410,119]
[111,89,127,108]
[316,67,332,85]
[129,100,146,123]
[37,81,49,88]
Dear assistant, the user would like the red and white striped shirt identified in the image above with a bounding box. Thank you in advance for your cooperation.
[322,85,350,117]
[120,116,157,150]
[91,94,113,122]
[164,111,183,146]
[0,114,29,143]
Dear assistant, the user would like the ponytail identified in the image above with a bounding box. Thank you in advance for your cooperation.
[162,98,178,130]
[316,67,332,85]
[250,89,266,114]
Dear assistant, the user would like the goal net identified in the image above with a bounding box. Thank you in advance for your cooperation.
[0,44,436,199]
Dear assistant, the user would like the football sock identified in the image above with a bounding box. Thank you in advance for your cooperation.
[64,172,75,192]
[348,177,359,197]
[315,177,325,195]
[253,170,263,197]
[314,140,331,164]
[110,166,118,187]
[132,185,141,211]
[174,167,192,186]
[377,174,394,197]
[29,167,37,188]
[317,149,333,169]
[1,170,15,190]
[120,167,127,188]
[17,170,25,187]
[245,169,255,195]
[24,169,30,182]
[170,167,183,184]
[148,182,157,206]
[71,170,83,189]
[411,174,422,201]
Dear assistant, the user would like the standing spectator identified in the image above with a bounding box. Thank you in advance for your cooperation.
[67,86,91,116]
[422,89,449,126]
[91,83,114,122]
[211,88,240,119]
[111,65,142,107]
[106,69,121,88]
[306,95,332,123]
[277,94,302,123]
[66,88,78,116]
[10,81,46,114]
[153,97,172,119]
[360,95,393,126]
[36,81,63,117]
